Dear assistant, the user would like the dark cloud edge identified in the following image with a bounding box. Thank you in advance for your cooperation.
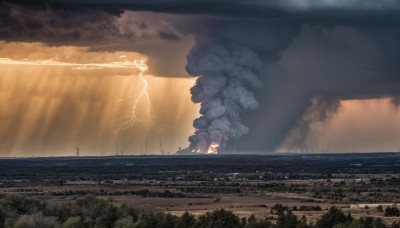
[4,0,400,25]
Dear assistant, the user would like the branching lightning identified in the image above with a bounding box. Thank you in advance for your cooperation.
[0,57,144,70]
[0,57,153,129]
[23,57,156,129]
[128,60,151,125]
[117,60,152,129]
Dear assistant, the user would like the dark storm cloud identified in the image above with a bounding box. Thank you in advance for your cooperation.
[0,1,186,76]
[4,0,400,23]
[23,0,400,15]
[2,0,400,152]
[0,1,181,45]
[236,25,400,152]
[2,0,400,47]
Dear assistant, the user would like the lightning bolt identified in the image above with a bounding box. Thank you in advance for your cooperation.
[130,60,151,124]
[117,60,152,129]
[0,56,153,129]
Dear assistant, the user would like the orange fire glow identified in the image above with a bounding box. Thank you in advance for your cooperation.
[207,143,219,154]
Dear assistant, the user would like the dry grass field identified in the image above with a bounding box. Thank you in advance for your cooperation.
[0,154,399,224]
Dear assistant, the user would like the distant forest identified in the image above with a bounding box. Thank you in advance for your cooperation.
[0,195,398,228]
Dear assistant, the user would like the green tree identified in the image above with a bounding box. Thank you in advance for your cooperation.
[271,204,288,215]
[62,216,84,228]
[347,220,363,228]
[391,221,400,228]
[76,195,110,219]
[372,218,387,228]
[136,211,179,228]
[276,210,304,228]
[52,203,79,223]
[360,217,375,228]
[14,212,59,228]
[0,205,6,227]
[1,195,44,215]
[197,209,241,228]
[114,216,136,228]
[161,213,179,228]
[384,206,400,217]
[245,215,258,228]
[315,207,352,228]
[75,195,119,227]
[95,204,120,228]
[136,211,159,228]
[244,214,272,228]
[118,204,139,223]
[178,211,197,228]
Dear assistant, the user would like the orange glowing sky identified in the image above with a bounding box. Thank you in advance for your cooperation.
[278,98,400,153]
[0,41,199,156]
[1,41,400,156]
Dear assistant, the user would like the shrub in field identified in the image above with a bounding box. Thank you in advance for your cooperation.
[14,212,59,228]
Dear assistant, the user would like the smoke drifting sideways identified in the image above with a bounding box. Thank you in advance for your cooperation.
[3,0,400,154]
[181,21,400,153]
[233,25,400,153]
[181,23,301,154]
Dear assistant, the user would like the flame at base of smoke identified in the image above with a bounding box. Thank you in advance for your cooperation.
[207,143,219,154]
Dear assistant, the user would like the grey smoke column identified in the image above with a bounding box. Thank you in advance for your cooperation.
[184,22,300,153]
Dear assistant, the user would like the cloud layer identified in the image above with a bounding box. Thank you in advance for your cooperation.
[2,0,400,153]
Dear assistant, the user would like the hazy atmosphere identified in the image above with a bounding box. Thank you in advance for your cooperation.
[1,0,400,156]
[0,2,400,228]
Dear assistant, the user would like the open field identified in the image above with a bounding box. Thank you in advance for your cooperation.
[0,153,399,224]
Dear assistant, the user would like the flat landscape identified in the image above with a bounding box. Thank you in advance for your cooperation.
[0,153,399,224]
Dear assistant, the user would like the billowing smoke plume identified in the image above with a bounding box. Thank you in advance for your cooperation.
[280,97,340,152]
[3,0,400,153]
[183,23,300,153]
[185,44,262,153]
[238,25,400,152]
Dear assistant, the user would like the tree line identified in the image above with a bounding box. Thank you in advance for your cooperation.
[0,195,399,228]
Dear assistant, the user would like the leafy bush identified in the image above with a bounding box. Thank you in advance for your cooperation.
[315,207,353,228]
[1,195,44,215]
[0,205,6,227]
[62,216,83,228]
[0,195,397,228]
[14,212,59,228]
[244,214,272,228]
[114,216,135,228]
[384,206,400,217]
[197,208,241,228]
[136,210,179,228]
[178,211,196,228]
[271,204,288,214]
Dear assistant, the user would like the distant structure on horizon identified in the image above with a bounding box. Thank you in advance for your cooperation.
[175,147,201,155]
[176,147,193,155]
[145,137,148,155]
[76,147,80,157]
[160,138,165,155]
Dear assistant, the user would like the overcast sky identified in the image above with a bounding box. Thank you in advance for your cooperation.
[1,0,400,155]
